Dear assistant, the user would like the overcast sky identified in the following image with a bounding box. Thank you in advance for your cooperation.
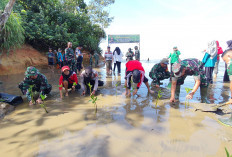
[86,0,232,60]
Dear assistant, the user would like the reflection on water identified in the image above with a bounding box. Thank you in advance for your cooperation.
[0,60,232,157]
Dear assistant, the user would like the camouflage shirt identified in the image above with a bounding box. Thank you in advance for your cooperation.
[126,51,134,61]
[65,48,75,62]
[149,63,170,85]
[172,58,208,87]
[135,50,140,61]
[21,73,50,101]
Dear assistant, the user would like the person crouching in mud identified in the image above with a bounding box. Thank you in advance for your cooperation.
[170,58,208,103]
[80,67,104,96]
[59,66,80,99]
[149,58,170,88]
[18,67,52,106]
[125,60,154,96]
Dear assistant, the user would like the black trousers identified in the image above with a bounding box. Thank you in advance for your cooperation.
[113,61,121,73]
[224,63,230,82]
[205,67,214,84]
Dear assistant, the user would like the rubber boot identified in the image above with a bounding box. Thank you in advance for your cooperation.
[200,87,210,103]
[175,85,181,100]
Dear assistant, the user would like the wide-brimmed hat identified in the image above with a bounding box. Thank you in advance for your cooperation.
[160,58,169,65]
[25,66,38,77]
[62,66,70,72]
[172,62,182,77]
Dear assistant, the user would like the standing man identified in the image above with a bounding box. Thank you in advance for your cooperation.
[221,40,232,104]
[168,46,181,74]
[104,46,113,75]
[134,46,140,61]
[170,58,208,103]
[65,42,77,73]
[76,45,83,74]
[149,58,170,87]
[126,48,134,61]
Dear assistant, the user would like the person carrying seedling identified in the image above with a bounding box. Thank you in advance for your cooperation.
[18,67,52,106]
[170,58,208,103]
[80,67,104,96]
[149,58,170,87]
[125,60,154,96]
[59,66,80,99]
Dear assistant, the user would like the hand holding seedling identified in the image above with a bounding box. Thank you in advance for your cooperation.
[133,89,138,96]
[36,98,43,104]
[185,87,193,106]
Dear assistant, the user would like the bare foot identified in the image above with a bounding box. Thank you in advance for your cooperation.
[65,92,69,97]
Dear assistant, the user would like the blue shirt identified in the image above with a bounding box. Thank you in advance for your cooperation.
[48,52,54,63]
[57,52,63,62]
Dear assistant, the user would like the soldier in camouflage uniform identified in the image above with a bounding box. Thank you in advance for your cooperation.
[221,40,232,104]
[65,42,77,72]
[126,48,134,61]
[170,58,208,103]
[18,67,52,105]
[134,46,140,61]
[149,58,170,87]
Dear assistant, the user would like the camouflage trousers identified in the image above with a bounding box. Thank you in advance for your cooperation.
[67,60,77,73]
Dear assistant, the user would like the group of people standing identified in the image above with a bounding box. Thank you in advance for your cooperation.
[47,42,100,74]
[103,46,140,75]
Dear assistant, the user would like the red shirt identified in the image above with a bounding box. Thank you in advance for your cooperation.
[59,71,78,90]
[125,60,145,72]
[125,60,145,89]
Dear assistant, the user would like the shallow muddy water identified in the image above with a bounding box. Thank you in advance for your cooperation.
[0,60,232,157]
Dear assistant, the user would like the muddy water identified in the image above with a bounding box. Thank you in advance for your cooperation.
[0,60,232,157]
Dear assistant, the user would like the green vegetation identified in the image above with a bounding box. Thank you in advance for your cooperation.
[184,87,192,106]
[87,82,98,113]
[155,89,163,108]
[1,0,115,53]
[225,147,232,157]
[0,0,24,52]
[40,94,48,113]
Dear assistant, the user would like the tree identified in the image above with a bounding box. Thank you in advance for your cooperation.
[0,0,24,51]
[87,0,115,28]
[0,0,16,31]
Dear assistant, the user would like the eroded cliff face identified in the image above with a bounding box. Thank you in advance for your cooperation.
[0,44,48,75]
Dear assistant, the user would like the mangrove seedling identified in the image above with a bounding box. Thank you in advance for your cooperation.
[40,94,48,113]
[225,147,232,157]
[155,89,163,108]
[28,85,35,104]
[185,87,192,106]
[87,82,98,113]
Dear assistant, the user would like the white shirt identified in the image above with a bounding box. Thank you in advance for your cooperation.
[113,51,123,63]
